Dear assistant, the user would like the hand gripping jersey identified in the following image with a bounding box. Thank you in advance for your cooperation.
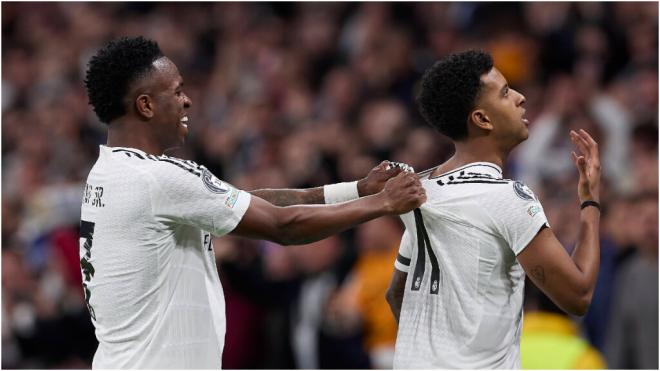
[79,146,251,369]
[393,162,549,369]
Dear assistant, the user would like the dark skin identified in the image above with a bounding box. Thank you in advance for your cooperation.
[250,160,405,206]
[107,57,427,245]
[386,67,601,320]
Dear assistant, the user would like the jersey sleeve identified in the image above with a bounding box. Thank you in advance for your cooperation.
[394,212,415,272]
[486,181,549,256]
[149,160,251,236]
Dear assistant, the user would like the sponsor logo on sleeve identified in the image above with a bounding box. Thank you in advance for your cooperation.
[513,181,535,201]
[527,205,541,217]
[225,189,240,209]
[202,169,230,194]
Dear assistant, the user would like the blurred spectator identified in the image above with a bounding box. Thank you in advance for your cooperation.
[521,280,607,369]
[326,216,404,369]
[582,196,637,350]
[604,193,659,369]
[1,2,657,368]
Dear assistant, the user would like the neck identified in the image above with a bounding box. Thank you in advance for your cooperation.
[106,119,164,155]
[432,137,509,176]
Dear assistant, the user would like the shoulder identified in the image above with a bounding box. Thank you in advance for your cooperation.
[477,180,546,232]
[487,179,541,204]
[111,149,230,192]
[154,154,237,196]
[120,152,205,181]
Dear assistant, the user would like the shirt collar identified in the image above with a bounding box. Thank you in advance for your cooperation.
[429,162,503,180]
[100,145,153,157]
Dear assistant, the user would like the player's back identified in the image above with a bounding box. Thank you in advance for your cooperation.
[393,163,548,369]
[80,146,248,369]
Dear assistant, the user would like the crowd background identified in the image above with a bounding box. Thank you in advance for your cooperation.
[2,2,657,369]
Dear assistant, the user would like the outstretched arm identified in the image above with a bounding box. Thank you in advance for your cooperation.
[249,161,408,206]
[518,129,601,316]
[232,172,426,245]
[249,187,325,206]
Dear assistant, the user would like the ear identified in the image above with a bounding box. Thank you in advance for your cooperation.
[469,109,493,132]
[135,94,154,119]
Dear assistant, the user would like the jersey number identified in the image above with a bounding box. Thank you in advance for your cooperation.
[410,209,440,295]
[80,220,97,320]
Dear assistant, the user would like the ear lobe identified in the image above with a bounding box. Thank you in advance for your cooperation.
[470,110,493,131]
[135,94,154,119]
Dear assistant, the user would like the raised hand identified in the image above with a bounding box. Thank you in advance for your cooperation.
[569,129,601,203]
[380,171,427,214]
[358,161,414,196]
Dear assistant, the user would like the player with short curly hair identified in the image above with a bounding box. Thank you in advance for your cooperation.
[85,37,164,124]
[386,50,602,369]
[79,36,425,369]
[416,50,493,140]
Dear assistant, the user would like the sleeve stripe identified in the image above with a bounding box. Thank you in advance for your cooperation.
[159,158,202,177]
[397,253,411,266]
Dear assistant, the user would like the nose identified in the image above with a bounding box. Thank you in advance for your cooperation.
[183,93,192,108]
[516,89,526,107]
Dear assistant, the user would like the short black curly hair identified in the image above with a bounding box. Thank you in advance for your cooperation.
[84,36,163,124]
[416,50,493,140]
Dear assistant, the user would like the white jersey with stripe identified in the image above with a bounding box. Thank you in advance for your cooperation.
[393,162,549,369]
[79,146,251,369]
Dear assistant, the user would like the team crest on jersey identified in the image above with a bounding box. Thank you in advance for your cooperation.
[513,181,535,201]
[202,169,230,194]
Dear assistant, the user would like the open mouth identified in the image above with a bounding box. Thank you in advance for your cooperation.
[180,116,189,128]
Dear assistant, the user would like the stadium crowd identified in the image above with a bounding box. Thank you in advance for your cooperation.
[2,2,657,368]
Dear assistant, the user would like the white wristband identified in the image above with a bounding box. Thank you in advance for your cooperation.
[323,181,360,204]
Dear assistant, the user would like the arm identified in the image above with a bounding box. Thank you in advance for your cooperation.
[249,161,405,206]
[517,129,601,316]
[249,187,325,207]
[232,171,426,245]
[386,268,408,323]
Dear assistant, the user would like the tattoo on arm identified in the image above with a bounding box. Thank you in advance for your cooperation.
[531,265,546,284]
[250,187,325,207]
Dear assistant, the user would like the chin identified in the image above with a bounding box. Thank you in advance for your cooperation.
[511,131,528,148]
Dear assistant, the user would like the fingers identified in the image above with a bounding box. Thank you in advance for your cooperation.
[381,161,403,177]
[570,130,601,173]
[392,172,425,192]
[571,129,599,156]
[578,129,598,150]
[569,130,590,156]
[579,129,601,167]
[418,189,427,204]
[386,171,427,212]
[571,151,586,174]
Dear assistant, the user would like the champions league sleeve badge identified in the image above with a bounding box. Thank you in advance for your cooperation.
[513,181,535,201]
[202,169,230,194]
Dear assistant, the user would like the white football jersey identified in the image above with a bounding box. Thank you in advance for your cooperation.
[393,162,549,369]
[79,146,251,369]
